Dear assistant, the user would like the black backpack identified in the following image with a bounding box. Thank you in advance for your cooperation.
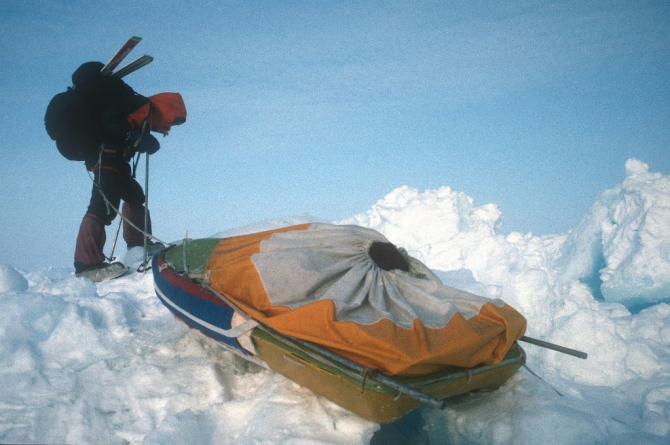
[44,76,135,161]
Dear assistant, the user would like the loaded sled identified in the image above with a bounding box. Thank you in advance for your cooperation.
[152,223,527,423]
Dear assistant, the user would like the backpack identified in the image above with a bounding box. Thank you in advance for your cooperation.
[44,76,136,161]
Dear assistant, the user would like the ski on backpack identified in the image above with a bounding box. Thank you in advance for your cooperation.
[100,36,142,75]
[111,54,154,79]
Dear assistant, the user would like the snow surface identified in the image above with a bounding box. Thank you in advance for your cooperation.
[1,158,669,444]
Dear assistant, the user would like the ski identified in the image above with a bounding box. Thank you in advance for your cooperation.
[110,54,154,79]
[75,263,130,282]
[101,36,142,75]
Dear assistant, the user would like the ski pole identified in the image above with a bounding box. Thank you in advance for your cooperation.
[107,218,123,261]
[143,152,150,263]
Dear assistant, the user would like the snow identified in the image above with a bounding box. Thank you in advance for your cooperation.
[0,264,28,293]
[1,158,669,444]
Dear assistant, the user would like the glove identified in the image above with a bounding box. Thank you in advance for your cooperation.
[138,134,160,154]
[126,130,160,154]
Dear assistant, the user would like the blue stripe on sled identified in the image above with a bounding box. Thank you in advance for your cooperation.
[152,254,247,352]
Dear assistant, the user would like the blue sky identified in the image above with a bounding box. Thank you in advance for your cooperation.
[1,0,668,270]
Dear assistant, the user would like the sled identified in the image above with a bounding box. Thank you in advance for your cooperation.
[152,224,527,423]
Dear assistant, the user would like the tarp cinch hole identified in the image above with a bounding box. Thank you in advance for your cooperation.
[368,242,410,272]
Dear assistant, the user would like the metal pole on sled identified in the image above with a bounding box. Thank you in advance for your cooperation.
[519,336,588,360]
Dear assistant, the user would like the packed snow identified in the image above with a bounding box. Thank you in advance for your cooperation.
[1,158,669,444]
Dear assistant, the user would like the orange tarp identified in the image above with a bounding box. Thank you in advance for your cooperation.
[204,224,526,376]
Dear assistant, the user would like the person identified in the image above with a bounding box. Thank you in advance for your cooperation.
[68,61,163,281]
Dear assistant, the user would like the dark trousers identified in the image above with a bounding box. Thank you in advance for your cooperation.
[74,153,151,269]
[87,157,145,225]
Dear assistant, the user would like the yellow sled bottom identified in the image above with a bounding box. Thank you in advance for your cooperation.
[251,329,526,424]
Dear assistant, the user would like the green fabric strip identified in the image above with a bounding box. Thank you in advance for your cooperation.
[164,238,222,273]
